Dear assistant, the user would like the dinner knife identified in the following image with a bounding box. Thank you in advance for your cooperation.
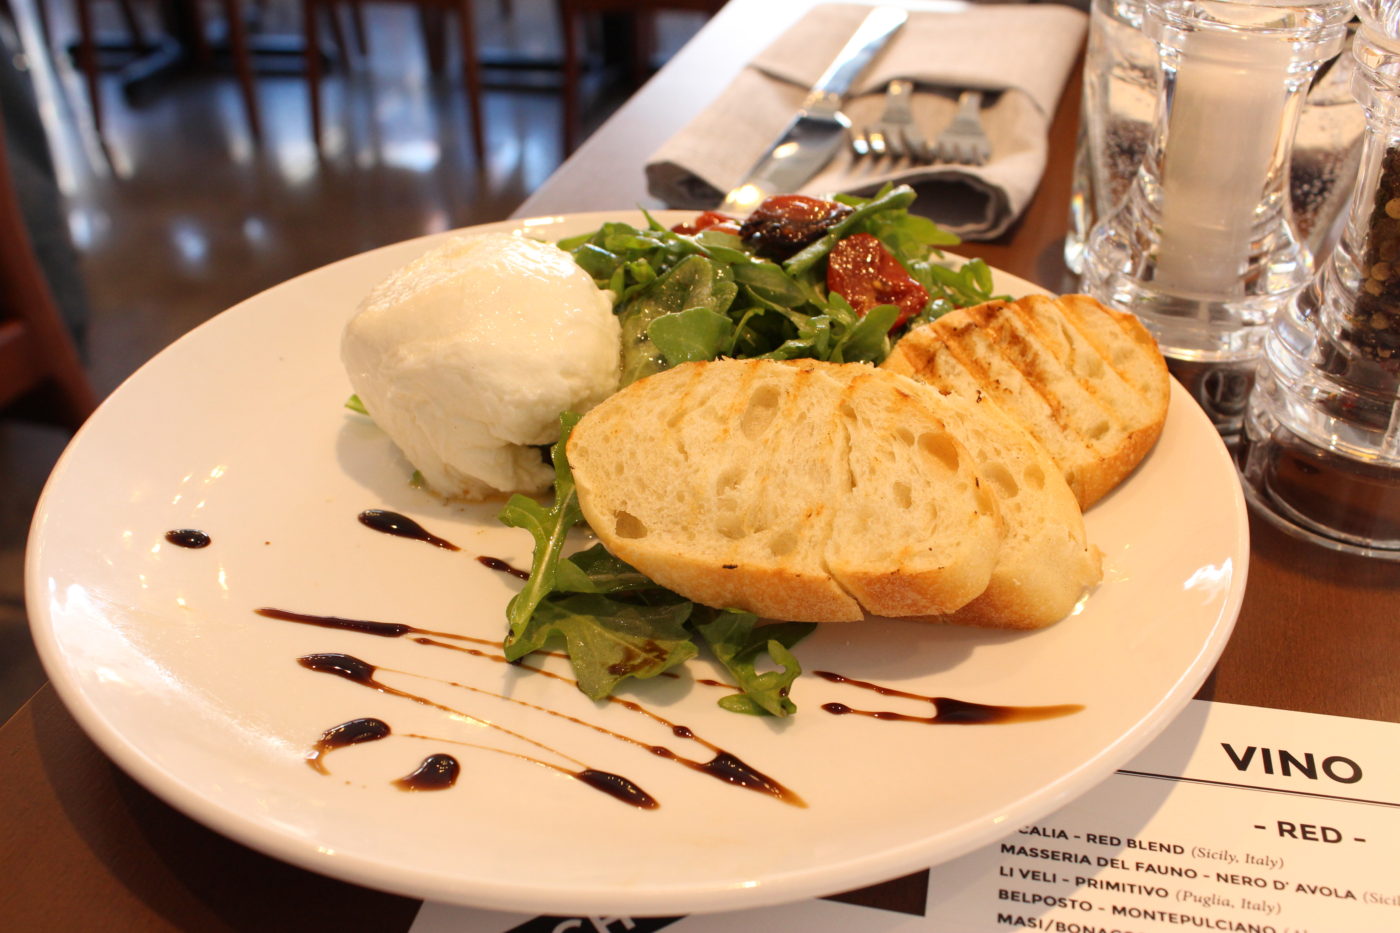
[719,6,909,215]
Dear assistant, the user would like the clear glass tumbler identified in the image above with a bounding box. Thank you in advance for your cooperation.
[1242,0,1400,559]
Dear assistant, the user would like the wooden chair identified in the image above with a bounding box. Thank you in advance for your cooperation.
[70,0,263,139]
[0,121,98,432]
[556,0,725,153]
[303,0,485,163]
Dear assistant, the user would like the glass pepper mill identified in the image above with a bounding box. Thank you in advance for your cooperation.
[1241,0,1400,558]
[1081,0,1354,435]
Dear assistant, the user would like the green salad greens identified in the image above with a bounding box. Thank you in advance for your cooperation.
[558,185,998,387]
[497,186,1004,717]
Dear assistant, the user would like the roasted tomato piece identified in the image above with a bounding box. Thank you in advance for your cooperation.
[671,211,740,235]
[738,195,853,257]
[826,233,929,330]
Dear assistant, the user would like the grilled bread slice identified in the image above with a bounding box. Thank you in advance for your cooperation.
[881,294,1169,509]
[567,359,1005,623]
[901,387,1102,629]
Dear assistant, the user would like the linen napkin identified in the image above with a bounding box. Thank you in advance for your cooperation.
[645,2,1088,239]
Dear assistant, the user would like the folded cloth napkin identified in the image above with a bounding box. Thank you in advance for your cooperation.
[645,2,1088,239]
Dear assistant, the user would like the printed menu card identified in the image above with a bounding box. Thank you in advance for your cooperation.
[412,699,1400,933]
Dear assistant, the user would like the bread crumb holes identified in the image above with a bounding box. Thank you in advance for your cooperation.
[614,510,648,539]
[740,384,782,439]
[918,431,960,472]
[982,462,1018,498]
[892,480,913,509]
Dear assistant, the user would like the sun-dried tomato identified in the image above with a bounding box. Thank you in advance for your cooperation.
[738,195,853,258]
[826,233,929,330]
[670,211,740,235]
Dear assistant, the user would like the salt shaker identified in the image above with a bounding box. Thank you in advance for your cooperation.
[1241,0,1400,558]
[1081,0,1354,434]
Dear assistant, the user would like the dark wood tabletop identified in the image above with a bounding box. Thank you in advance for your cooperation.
[5,2,1398,929]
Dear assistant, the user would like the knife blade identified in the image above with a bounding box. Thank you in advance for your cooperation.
[719,6,909,215]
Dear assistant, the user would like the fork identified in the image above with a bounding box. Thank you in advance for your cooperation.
[852,79,930,162]
[932,89,991,165]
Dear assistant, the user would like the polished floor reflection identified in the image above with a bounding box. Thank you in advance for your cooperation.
[0,0,707,721]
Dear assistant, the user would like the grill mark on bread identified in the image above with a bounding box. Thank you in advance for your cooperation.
[1011,296,1143,439]
[881,294,1169,510]
[964,302,1117,454]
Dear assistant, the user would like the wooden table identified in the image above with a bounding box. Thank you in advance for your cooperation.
[4,1,1398,929]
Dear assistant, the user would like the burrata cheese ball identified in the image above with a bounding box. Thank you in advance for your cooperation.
[342,232,620,499]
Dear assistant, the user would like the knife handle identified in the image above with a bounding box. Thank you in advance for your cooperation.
[803,7,909,111]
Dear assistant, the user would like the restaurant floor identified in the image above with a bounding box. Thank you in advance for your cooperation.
[0,0,708,722]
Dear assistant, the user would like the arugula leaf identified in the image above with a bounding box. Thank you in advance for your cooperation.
[555,543,659,595]
[648,307,737,366]
[617,255,738,385]
[695,611,815,717]
[497,412,583,657]
[832,302,899,364]
[512,595,697,699]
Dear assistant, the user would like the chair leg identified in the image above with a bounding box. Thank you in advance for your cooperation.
[221,0,262,140]
[0,126,98,431]
[455,0,484,164]
[325,0,351,62]
[73,0,103,134]
[303,0,323,147]
[184,0,214,65]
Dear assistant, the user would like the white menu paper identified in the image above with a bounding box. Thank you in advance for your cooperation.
[411,700,1400,933]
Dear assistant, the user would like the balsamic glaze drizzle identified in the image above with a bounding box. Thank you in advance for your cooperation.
[814,670,1083,725]
[394,754,460,791]
[297,652,660,807]
[402,732,658,809]
[165,529,211,549]
[357,509,460,551]
[476,555,530,580]
[308,717,391,774]
[274,509,1084,813]
[265,606,799,806]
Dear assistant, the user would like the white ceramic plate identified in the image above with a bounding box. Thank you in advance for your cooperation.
[27,211,1248,916]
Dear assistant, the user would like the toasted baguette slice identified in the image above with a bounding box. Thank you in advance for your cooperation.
[881,294,1169,509]
[899,386,1102,629]
[567,359,1004,623]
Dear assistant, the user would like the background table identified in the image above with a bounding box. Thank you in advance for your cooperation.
[4,1,1397,929]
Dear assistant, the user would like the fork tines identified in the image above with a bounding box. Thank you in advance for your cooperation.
[853,79,930,163]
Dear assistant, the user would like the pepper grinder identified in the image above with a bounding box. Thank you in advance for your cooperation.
[1241,0,1400,558]
[1081,0,1354,435]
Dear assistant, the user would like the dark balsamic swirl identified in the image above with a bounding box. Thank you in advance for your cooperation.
[815,670,1082,725]
[357,509,459,551]
[165,529,211,549]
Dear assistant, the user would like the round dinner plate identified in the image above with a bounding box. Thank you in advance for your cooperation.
[26,211,1248,916]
